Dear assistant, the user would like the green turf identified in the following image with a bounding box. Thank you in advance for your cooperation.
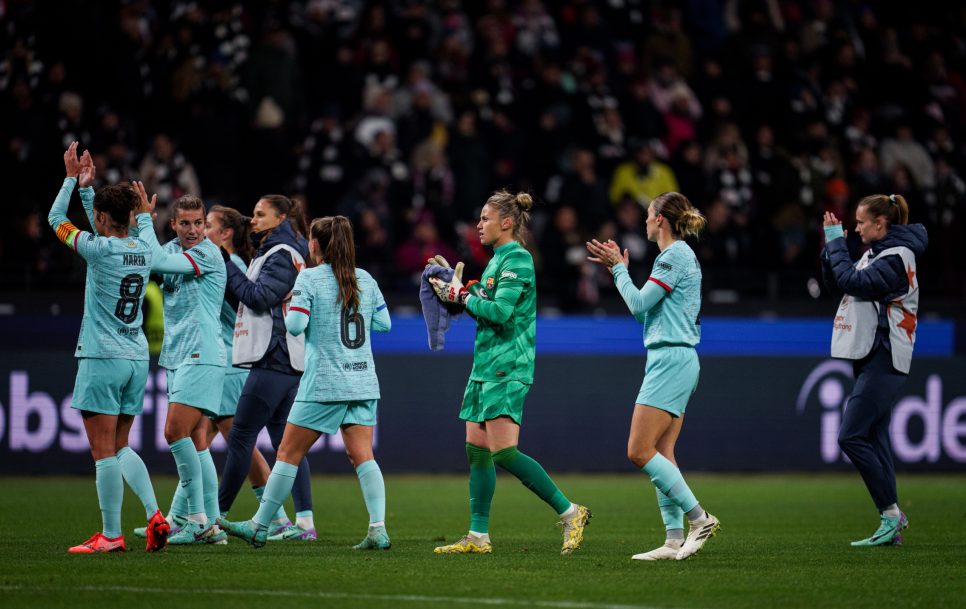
[1,473,964,609]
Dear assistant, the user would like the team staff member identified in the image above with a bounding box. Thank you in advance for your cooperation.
[219,195,315,540]
[430,190,591,556]
[587,191,719,561]
[822,194,927,546]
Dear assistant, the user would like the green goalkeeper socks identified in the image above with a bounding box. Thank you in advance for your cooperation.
[491,446,571,515]
[466,443,496,534]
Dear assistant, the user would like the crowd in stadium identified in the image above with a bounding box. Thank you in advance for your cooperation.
[2,0,963,308]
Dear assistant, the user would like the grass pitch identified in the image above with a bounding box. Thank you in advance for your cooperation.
[1,473,964,609]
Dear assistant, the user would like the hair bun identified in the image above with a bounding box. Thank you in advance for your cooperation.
[515,193,533,211]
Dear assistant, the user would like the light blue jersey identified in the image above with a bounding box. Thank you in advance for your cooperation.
[287,265,391,402]
[48,178,152,360]
[613,240,702,348]
[135,214,227,369]
[222,253,248,375]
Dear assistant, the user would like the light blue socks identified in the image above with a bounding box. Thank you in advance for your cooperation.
[197,449,220,523]
[656,487,685,540]
[116,446,159,518]
[169,437,205,522]
[253,485,291,523]
[355,460,386,524]
[253,461,298,528]
[642,453,699,514]
[94,456,123,539]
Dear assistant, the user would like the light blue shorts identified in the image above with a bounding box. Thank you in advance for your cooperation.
[166,364,226,418]
[72,358,149,416]
[288,399,378,435]
[214,370,249,419]
[636,346,700,417]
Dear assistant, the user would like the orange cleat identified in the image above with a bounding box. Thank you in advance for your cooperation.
[68,533,127,554]
[145,509,170,552]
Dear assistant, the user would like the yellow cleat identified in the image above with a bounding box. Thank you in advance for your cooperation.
[434,534,493,554]
[559,504,592,555]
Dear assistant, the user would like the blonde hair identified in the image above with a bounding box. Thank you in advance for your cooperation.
[858,193,909,226]
[650,191,706,238]
[484,189,533,244]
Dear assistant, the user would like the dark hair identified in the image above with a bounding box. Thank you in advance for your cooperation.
[310,216,359,312]
[858,193,909,226]
[260,194,308,237]
[173,194,205,218]
[94,183,138,228]
[209,205,254,263]
[650,191,707,238]
[483,189,533,244]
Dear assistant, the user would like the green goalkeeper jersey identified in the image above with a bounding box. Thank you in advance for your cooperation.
[465,240,536,384]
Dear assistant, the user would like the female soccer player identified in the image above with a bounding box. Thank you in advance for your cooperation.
[429,190,591,556]
[821,194,927,546]
[217,195,315,541]
[133,186,227,545]
[220,216,392,549]
[50,143,168,553]
[586,191,719,561]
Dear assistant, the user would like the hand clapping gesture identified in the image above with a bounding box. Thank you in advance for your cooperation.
[586,238,629,273]
[131,180,158,217]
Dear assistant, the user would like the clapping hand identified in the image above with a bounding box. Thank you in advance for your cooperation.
[131,181,157,216]
[586,239,629,273]
[63,142,81,178]
[78,150,96,188]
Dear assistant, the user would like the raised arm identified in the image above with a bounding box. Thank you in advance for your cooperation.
[131,181,197,275]
[78,150,98,234]
[822,212,907,300]
[612,263,667,323]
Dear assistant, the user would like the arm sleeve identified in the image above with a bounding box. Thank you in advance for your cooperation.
[285,271,312,336]
[612,263,667,323]
[820,247,843,299]
[135,214,197,274]
[48,177,102,261]
[371,282,391,332]
[227,249,299,313]
[826,238,908,300]
[79,185,98,235]
[464,252,532,325]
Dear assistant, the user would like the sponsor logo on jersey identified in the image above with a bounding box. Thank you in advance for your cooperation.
[657,261,673,272]
[486,277,495,290]
[116,327,141,336]
[125,241,137,247]
[123,254,147,266]
[343,361,369,371]
[193,249,207,258]
[501,271,518,279]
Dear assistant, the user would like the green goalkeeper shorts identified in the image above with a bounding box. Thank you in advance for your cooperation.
[460,380,530,425]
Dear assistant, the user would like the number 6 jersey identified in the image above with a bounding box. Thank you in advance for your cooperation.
[288,265,390,402]
[47,177,153,360]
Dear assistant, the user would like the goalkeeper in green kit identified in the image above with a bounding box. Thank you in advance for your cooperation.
[428,190,591,556]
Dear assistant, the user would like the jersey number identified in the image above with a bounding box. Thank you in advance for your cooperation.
[114,273,145,324]
[340,309,366,349]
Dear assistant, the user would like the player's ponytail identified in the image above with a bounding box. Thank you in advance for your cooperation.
[651,191,707,239]
[310,216,359,312]
[858,193,909,226]
[210,205,254,264]
[484,189,533,244]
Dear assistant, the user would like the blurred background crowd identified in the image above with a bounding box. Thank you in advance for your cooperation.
[1,0,964,312]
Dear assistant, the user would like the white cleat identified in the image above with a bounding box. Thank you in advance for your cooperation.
[676,512,720,560]
[632,539,683,561]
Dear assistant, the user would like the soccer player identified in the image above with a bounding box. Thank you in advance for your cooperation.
[132,184,227,545]
[219,216,392,549]
[429,190,591,556]
[217,195,315,540]
[51,143,168,553]
[586,191,719,561]
[821,195,927,546]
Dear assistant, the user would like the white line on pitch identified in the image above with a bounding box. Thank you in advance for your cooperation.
[0,584,697,609]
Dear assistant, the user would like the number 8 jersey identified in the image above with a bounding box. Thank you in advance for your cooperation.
[288,265,390,402]
[48,178,153,360]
